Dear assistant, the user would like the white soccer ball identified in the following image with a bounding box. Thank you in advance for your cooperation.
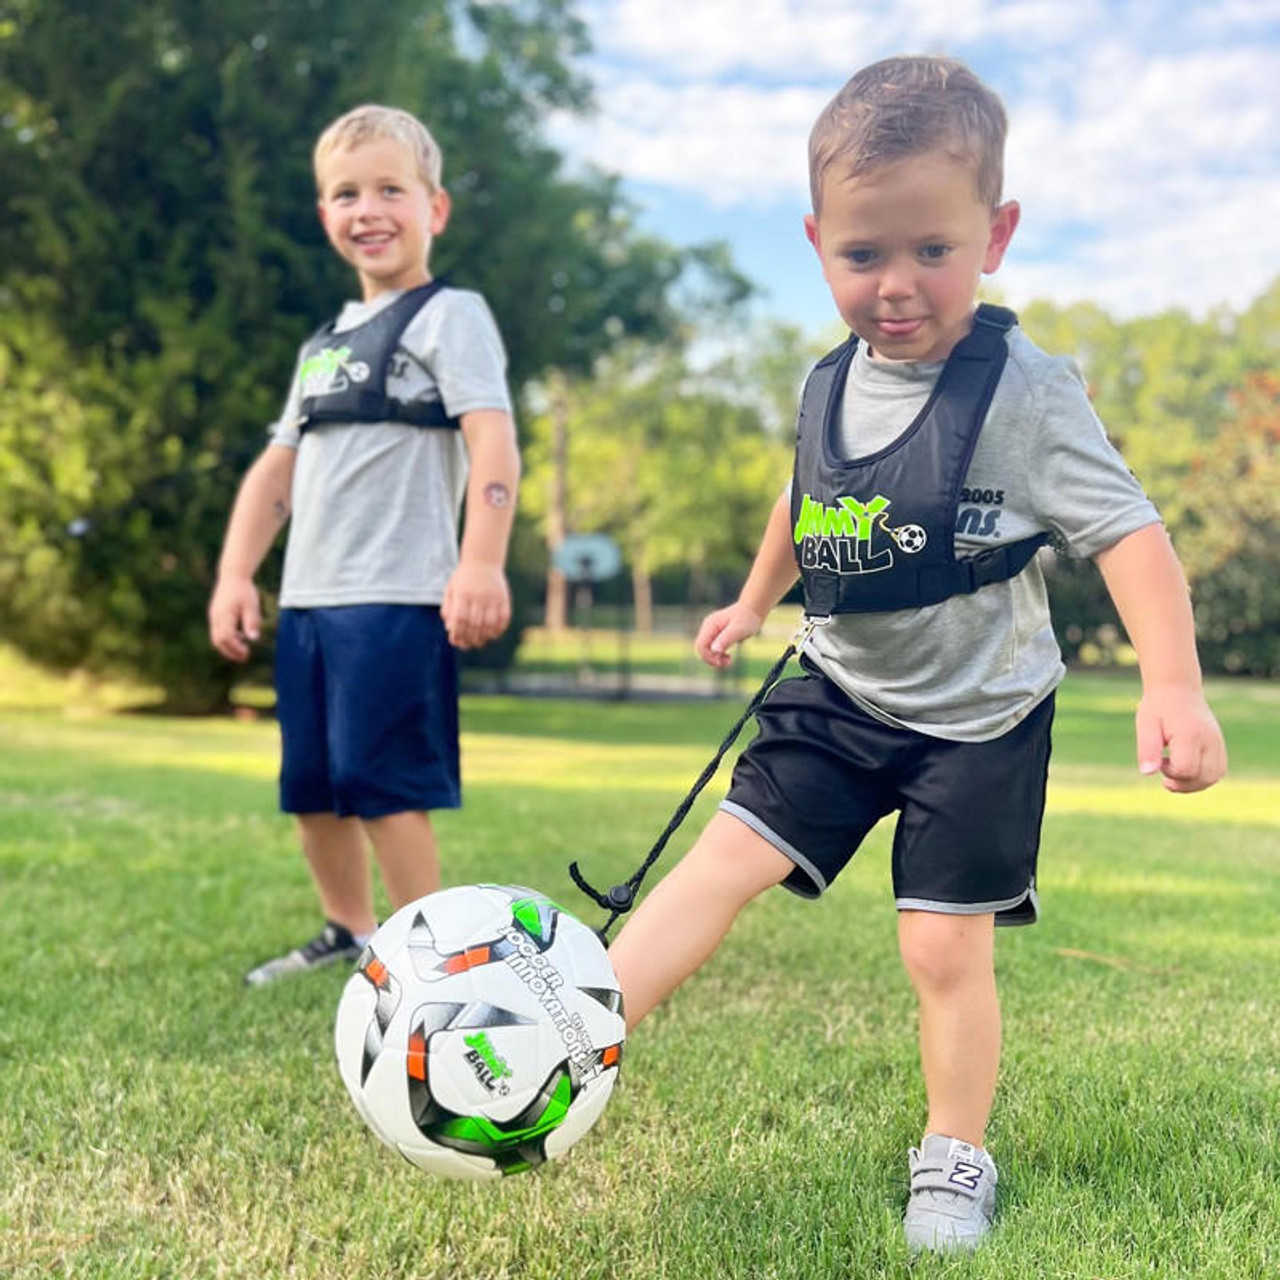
[894,523,928,553]
[334,884,625,1179]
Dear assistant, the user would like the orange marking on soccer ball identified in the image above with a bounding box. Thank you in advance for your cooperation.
[602,1044,620,1068]
[364,957,389,987]
[443,945,491,974]
[406,1030,427,1081]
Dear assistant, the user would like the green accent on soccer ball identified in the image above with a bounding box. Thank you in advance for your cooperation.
[434,1072,572,1153]
[511,898,545,938]
[511,895,563,939]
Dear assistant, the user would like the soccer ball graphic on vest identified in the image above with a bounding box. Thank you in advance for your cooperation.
[892,523,928,554]
[334,884,625,1179]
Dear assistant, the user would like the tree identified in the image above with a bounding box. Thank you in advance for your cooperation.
[1019,281,1280,668]
[0,0,735,706]
[522,334,800,631]
[1177,372,1280,676]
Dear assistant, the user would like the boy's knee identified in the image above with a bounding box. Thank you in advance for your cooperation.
[898,911,993,992]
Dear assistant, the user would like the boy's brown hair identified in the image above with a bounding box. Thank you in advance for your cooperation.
[808,56,1007,213]
[313,104,444,193]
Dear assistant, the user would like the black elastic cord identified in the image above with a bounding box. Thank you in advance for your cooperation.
[569,641,799,942]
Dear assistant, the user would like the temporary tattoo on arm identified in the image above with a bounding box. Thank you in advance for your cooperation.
[483,482,512,509]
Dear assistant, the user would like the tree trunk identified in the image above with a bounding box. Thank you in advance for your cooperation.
[632,559,653,635]
[544,372,569,631]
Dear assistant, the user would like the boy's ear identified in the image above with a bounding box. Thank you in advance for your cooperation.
[430,188,451,236]
[983,200,1020,273]
[803,213,821,253]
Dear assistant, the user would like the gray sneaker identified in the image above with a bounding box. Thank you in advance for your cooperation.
[903,1133,997,1253]
[244,921,361,986]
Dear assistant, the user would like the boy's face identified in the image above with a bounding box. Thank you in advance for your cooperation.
[804,150,1019,362]
[316,137,450,301]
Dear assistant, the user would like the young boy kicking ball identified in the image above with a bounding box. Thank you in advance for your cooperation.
[607,55,1226,1253]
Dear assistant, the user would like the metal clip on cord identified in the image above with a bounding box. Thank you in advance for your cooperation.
[569,615,828,942]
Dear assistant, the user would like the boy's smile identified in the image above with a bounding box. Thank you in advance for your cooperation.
[317,137,450,300]
[805,150,1018,363]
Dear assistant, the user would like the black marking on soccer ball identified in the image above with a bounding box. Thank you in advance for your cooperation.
[577,987,624,1015]
[449,1001,538,1030]
[407,910,436,948]
[568,1041,624,1090]
[356,947,404,1086]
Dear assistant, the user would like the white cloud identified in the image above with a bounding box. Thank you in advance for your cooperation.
[579,0,882,78]
[581,0,1110,76]
[1002,43,1280,313]
[1003,177,1280,316]
[552,78,822,205]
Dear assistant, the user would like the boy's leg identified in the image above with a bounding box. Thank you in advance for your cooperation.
[297,811,378,937]
[363,810,441,909]
[243,813,373,985]
[324,605,458,909]
[899,908,1001,1253]
[608,810,794,1030]
[898,909,999,1147]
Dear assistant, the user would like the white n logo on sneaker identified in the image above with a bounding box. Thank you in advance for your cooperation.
[948,1160,984,1191]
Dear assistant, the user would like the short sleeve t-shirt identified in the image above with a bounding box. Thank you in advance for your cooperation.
[804,326,1160,741]
[270,286,512,607]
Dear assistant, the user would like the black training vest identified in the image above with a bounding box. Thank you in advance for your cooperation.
[790,304,1047,616]
[296,280,459,433]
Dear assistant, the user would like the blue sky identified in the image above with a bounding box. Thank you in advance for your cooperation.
[550,0,1280,336]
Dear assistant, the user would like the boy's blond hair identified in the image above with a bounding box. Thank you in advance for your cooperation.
[313,104,444,193]
[809,56,1007,213]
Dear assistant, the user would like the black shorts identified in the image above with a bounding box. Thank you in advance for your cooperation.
[721,664,1054,925]
[275,605,460,819]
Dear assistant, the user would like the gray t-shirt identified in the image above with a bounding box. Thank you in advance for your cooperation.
[271,287,512,607]
[803,326,1159,741]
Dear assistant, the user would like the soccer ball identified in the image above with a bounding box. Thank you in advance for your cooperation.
[334,884,625,1179]
[894,523,928,553]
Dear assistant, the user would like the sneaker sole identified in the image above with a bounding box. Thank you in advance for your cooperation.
[244,946,360,987]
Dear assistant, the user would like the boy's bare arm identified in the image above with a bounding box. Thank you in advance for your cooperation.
[1094,522,1227,792]
[444,408,521,650]
[208,444,296,662]
[697,490,800,668]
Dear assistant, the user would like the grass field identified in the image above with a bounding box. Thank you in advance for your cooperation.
[1,664,1278,1279]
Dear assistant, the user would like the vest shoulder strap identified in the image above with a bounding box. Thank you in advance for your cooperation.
[796,335,856,442]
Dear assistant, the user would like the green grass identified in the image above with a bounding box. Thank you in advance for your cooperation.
[487,612,815,689]
[1,671,1278,1279]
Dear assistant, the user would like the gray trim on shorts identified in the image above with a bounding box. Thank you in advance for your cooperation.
[719,800,828,898]
[718,799,1042,922]
[896,881,1040,927]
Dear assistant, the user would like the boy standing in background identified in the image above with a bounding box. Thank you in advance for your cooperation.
[209,105,520,986]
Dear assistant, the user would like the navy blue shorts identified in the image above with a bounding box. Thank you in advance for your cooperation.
[275,605,460,819]
[721,662,1053,925]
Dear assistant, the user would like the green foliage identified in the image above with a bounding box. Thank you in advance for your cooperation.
[1178,372,1280,676]
[1020,280,1280,672]
[522,330,804,623]
[0,0,737,707]
[1020,299,1246,521]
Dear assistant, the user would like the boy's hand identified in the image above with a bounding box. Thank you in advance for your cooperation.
[208,576,261,663]
[1135,685,1228,793]
[695,602,765,668]
[443,561,511,650]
